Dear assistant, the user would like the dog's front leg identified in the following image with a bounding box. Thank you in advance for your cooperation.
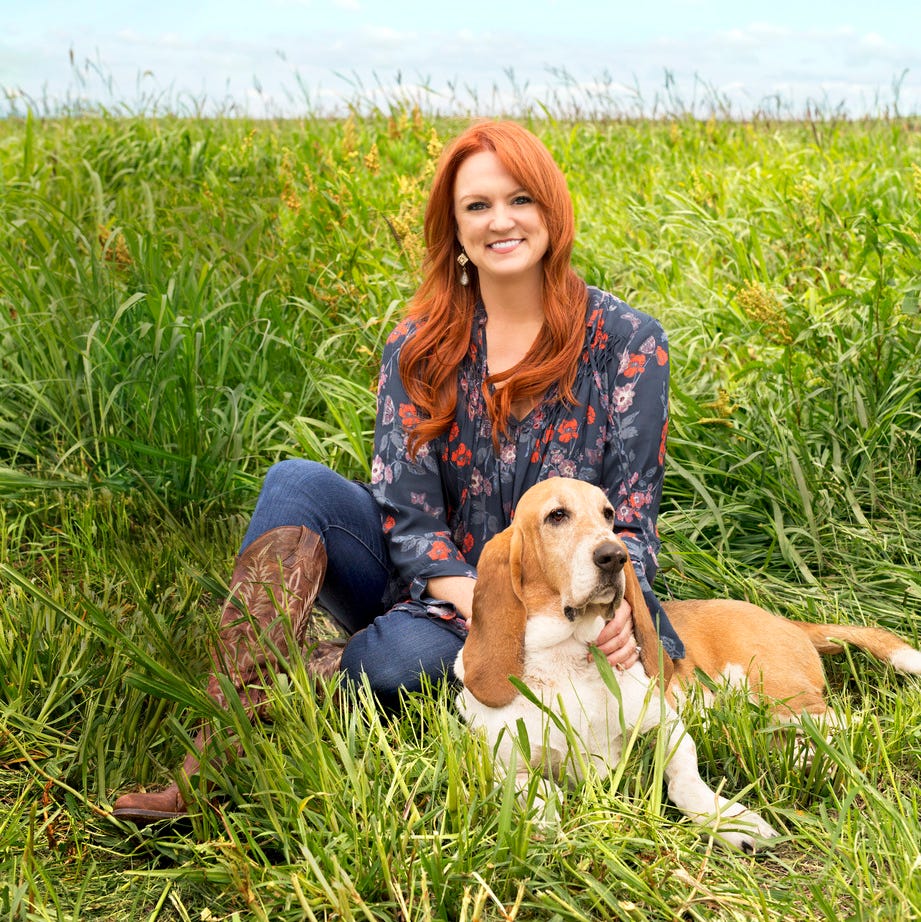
[662,718,780,853]
[517,767,565,827]
[493,736,566,827]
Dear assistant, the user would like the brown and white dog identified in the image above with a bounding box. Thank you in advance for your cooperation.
[454,478,921,852]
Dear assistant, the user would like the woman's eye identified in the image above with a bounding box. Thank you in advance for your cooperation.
[512,195,533,205]
[466,201,487,211]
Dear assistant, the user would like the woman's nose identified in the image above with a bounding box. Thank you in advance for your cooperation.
[489,204,515,231]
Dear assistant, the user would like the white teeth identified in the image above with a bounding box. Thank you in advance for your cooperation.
[489,239,521,252]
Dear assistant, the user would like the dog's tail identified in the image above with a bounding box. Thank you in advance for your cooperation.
[792,621,921,675]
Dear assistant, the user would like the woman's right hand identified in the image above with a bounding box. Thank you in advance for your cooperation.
[591,598,641,670]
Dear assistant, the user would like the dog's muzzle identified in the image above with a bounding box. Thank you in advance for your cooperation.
[563,541,628,620]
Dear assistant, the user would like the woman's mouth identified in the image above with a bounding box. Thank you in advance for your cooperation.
[487,239,523,253]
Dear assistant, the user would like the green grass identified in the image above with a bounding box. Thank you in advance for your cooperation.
[1,103,920,919]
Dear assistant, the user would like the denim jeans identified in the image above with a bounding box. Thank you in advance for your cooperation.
[241,459,464,708]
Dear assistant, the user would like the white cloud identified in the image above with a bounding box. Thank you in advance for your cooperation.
[745,22,791,39]
[2,13,919,118]
[722,29,754,46]
[358,25,414,48]
[860,32,887,49]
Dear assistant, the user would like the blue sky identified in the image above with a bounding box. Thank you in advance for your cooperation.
[3,0,919,116]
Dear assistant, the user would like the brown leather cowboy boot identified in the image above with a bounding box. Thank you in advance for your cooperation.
[112,525,343,824]
[109,747,201,822]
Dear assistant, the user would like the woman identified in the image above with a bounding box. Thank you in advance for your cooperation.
[112,120,683,824]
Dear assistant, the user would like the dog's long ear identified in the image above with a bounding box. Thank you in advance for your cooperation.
[461,526,526,707]
[623,555,675,684]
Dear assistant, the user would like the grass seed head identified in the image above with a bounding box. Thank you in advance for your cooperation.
[736,280,793,344]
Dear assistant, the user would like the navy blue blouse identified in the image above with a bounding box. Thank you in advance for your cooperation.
[370,285,684,659]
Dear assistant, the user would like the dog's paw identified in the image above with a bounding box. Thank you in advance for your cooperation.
[714,808,780,854]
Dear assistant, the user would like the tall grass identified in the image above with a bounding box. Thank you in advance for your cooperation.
[1,104,920,919]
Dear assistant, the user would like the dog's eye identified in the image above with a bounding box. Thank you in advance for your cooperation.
[603,506,615,525]
[546,507,569,525]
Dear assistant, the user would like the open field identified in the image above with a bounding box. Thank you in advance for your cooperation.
[1,107,920,919]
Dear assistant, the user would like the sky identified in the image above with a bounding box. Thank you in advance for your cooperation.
[2,0,919,117]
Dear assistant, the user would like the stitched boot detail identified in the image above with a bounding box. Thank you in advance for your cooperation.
[306,638,346,683]
[207,525,329,712]
[113,526,331,825]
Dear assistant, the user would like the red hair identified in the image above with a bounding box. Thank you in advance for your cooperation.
[399,120,587,455]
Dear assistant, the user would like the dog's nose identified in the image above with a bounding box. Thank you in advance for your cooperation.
[593,541,627,573]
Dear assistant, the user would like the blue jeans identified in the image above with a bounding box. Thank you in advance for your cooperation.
[241,459,464,709]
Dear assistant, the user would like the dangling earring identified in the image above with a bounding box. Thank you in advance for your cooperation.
[457,250,470,287]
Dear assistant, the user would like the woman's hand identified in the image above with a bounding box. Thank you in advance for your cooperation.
[426,575,476,625]
[591,598,640,670]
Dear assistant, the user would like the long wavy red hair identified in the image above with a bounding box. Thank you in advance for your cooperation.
[399,120,588,455]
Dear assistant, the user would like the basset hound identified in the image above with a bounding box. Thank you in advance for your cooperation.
[454,478,921,853]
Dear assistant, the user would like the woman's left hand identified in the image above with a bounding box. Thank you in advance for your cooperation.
[590,598,640,670]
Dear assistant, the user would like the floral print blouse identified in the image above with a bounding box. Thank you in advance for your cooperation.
[370,285,684,659]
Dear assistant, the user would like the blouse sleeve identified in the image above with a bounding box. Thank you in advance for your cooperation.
[369,324,477,596]
[601,310,684,659]
[600,314,662,543]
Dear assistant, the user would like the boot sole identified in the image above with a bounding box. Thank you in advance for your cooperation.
[111,807,188,823]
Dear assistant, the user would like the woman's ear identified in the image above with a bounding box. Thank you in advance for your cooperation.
[623,555,674,684]
[460,526,526,707]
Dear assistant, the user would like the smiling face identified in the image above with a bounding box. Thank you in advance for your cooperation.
[453,150,550,290]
